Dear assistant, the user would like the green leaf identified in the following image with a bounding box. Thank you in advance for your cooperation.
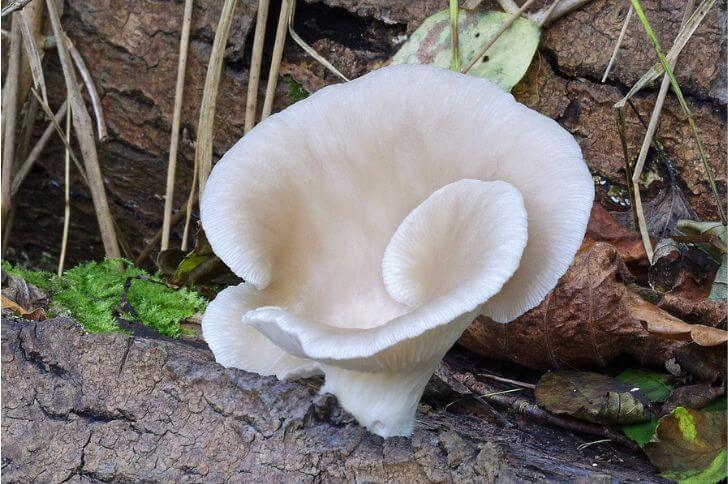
[390,9,540,91]
[617,368,675,403]
[622,419,659,447]
[645,406,727,483]
[535,371,652,425]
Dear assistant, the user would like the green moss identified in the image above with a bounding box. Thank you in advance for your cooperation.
[3,259,206,338]
[282,74,309,104]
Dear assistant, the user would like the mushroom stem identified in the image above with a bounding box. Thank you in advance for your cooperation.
[321,363,439,438]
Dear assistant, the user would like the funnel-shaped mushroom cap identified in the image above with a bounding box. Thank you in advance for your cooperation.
[202,64,593,437]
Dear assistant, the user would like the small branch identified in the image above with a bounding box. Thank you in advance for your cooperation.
[194,0,238,192]
[288,0,348,82]
[1,0,35,17]
[58,99,72,276]
[45,0,120,258]
[461,0,537,74]
[261,0,293,120]
[162,0,194,251]
[601,4,633,82]
[244,0,270,133]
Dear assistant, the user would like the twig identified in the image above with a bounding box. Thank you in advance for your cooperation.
[452,368,641,451]
[244,0,270,133]
[11,101,68,197]
[195,0,238,193]
[65,35,108,141]
[601,3,632,82]
[630,0,695,262]
[261,0,293,120]
[136,192,197,265]
[1,17,22,233]
[477,372,536,389]
[1,0,34,17]
[449,0,460,70]
[288,0,349,82]
[527,0,593,26]
[461,0,537,74]
[161,0,194,251]
[46,0,120,258]
[58,99,72,276]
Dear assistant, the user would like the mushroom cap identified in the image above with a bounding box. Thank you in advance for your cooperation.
[201,64,594,436]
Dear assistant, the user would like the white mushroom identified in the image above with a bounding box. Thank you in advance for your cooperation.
[201,65,594,437]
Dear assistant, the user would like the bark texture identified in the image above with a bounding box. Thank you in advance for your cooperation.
[2,316,663,482]
[6,0,726,267]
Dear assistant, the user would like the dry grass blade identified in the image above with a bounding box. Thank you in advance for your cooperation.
[11,101,68,197]
[17,8,47,103]
[181,150,199,251]
[1,0,34,17]
[58,99,72,275]
[288,0,349,82]
[1,17,22,232]
[630,0,725,225]
[65,36,108,141]
[601,3,632,82]
[461,0,537,74]
[244,0,270,133]
[527,0,592,26]
[46,0,120,258]
[195,0,238,192]
[161,0,194,251]
[496,0,519,14]
[449,0,460,70]
[261,0,292,120]
[615,0,716,108]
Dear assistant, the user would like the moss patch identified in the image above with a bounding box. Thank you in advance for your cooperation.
[2,259,206,338]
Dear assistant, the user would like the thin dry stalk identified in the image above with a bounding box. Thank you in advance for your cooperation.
[601,4,633,82]
[66,36,108,141]
[137,192,198,265]
[46,0,120,258]
[58,100,72,275]
[496,0,519,14]
[461,0,537,74]
[161,0,194,251]
[195,0,238,193]
[261,0,292,120]
[536,0,562,27]
[528,0,592,26]
[11,101,68,196]
[1,17,23,232]
[18,7,47,103]
[288,0,349,82]
[630,0,695,262]
[181,154,198,251]
[244,0,270,133]
[449,0,460,70]
[1,0,34,17]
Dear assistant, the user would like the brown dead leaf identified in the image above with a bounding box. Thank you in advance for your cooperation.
[628,295,728,347]
[1,294,46,321]
[460,242,694,370]
[586,203,647,264]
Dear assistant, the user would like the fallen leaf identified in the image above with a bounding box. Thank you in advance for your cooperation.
[586,203,647,264]
[628,295,728,347]
[661,384,725,415]
[390,9,540,91]
[622,419,659,448]
[1,294,46,321]
[617,368,674,403]
[645,406,727,482]
[535,371,652,425]
[460,242,689,370]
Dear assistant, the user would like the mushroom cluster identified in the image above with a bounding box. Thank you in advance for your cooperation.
[201,65,594,438]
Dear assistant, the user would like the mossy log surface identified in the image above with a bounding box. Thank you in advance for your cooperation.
[2,316,663,482]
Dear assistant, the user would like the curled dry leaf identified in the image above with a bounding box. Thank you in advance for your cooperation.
[460,242,688,370]
[535,370,652,425]
[585,204,646,264]
[628,295,728,347]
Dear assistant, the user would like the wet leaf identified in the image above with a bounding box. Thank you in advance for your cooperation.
[535,371,652,425]
[616,368,674,403]
[622,419,659,448]
[645,406,727,482]
[708,254,726,302]
[390,9,540,91]
[676,220,727,302]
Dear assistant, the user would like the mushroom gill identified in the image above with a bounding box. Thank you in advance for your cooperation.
[201,64,594,437]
